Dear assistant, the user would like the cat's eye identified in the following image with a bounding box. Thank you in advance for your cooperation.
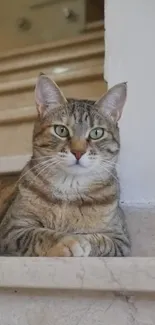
[89,127,104,140]
[54,125,69,138]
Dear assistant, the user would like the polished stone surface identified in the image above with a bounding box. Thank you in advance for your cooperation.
[0,206,155,324]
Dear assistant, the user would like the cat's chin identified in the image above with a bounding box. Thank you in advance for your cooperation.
[65,164,90,175]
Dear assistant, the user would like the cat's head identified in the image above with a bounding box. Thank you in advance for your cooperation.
[33,74,127,181]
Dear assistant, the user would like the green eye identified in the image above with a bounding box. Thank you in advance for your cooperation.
[89,127,104,140]
[54,125,69,138]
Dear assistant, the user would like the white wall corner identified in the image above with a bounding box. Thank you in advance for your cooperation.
[105,0,155,205]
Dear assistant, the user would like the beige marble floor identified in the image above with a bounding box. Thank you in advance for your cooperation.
[0,206,155,325]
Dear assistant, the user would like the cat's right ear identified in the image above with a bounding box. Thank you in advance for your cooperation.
[35,73,67,117]
[95,82,127,123]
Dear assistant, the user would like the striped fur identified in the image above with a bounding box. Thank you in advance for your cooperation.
[0,75,131,257]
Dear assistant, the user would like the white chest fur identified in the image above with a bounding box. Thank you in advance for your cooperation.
[51,174,92,201]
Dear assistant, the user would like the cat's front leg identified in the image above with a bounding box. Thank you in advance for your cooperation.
[49,230,130,257]
[0,221,91,256]
[84,232,131,257]
[48,235,91,257]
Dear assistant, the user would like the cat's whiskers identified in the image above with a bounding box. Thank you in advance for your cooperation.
[15,160,51,188]
[101,158,119,168]
[33,158,58,172]
[17,154,119,196]
[99,164,119,182]
[31,159,61,185]
[15,158,59,190]
[31,156,55,161]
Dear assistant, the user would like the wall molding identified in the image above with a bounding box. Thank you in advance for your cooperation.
[0,155,30,175]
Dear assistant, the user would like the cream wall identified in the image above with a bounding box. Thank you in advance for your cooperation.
[105,0,155,204]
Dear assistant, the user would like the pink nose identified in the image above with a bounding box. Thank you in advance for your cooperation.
[71,151,84,160]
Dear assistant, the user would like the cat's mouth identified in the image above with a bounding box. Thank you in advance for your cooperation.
[66,161,93,176]
[75,160,84,166]
[62,155,95,174]
[66,159,86,168]
[70,162,86,168]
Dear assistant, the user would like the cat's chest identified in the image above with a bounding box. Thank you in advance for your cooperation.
[43,199,115,233]
[23,175,116,232]
[50,174,93,201]
[40,176,117,232]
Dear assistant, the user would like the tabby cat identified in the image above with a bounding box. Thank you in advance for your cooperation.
[0,74,130,257]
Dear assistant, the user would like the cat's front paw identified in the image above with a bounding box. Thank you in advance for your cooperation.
[48,235,91,257]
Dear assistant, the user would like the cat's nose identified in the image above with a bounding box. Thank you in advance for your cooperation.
[71,150,85,161]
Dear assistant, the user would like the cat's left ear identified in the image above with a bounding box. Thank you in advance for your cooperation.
[35,73,67,117]
[95,82,127,123]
